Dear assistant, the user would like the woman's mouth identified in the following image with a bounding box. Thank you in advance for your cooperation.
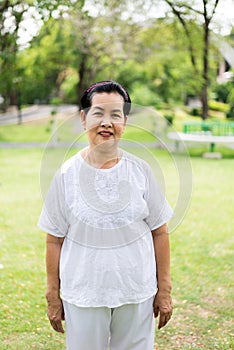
[98,131,113,138]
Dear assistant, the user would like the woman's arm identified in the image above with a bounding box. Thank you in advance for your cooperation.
[151,223,173,329]
[45,233,65,333]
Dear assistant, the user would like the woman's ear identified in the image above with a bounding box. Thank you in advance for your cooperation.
[124,116,128,126]
[80,110,86,130]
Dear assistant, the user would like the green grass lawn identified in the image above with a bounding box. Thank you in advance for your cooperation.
[0,147,233,350]
[0,116,82,143]
[0,120,52,142]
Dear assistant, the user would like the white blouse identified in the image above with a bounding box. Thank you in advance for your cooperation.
[38,149,173,307]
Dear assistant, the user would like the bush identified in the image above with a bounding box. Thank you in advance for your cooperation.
[163,113,174,125]
[227,87,234,105]
[213,82,232,103]
[190,108,201,116]
[226,108,234,119]
[226,88,234,119]
[50,109,57,116]
[208,100,229,113]
[50,97,62,106]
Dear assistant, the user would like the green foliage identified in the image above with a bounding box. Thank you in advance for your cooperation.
[35,0,85,12]
[0,0,232,113]
[213,81,233,103]
[50,97,62,106]
[0,0,85,108]
[226,109,234,119]
[18,18,76,104]
[190,107,201,117]
[163,112,174,125]
[227,87,234,106]
[226,87,234,119]
[208,100,229,113]
[50,109,57,116]
[131,83,162,108]
[113,60,148,94]
[60,69,79,104]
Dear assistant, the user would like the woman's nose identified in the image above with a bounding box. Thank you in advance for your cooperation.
[100,119,112,127]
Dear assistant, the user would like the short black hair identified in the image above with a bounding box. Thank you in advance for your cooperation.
[80,80,131,116]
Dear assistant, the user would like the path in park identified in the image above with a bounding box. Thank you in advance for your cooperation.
[0,104,78,125]
[0,104,85,149]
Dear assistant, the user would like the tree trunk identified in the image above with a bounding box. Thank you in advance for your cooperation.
[201,19,209,120]
[77,54,88,108]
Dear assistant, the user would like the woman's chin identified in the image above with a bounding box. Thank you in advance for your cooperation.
[93,138,119,149]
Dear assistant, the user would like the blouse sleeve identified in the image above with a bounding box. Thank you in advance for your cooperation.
[38,169,69,237]
[144,164,173,230]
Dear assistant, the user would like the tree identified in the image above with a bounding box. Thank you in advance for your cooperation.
[0,1,28,108]
[59,1,142,105]
[18,9,203,107]
[23,7,136,104]
[134,18,200,104]
[20,17,77,104]
[5,0,142,106]
[0,0,84,109]
[163,0,221,119]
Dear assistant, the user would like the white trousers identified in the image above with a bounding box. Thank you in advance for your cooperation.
[63,296,155,350]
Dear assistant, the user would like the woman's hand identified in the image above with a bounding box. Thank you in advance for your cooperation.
[46,293,65,333]
[151,224,172,329]
[153,290,172,329]
[45,234,65,333]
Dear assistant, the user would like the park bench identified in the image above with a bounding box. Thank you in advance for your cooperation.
[167,121,234,156]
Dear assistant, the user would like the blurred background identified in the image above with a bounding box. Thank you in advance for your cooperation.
[0,0,234,123]
[0,1,233,349]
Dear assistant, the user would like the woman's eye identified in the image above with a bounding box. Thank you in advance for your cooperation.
[93,113,103,117]
[111,114,122,119]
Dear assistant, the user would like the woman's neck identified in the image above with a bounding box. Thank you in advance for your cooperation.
[83,146,120,169]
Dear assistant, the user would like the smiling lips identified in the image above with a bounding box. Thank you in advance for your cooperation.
[98,131,114,137]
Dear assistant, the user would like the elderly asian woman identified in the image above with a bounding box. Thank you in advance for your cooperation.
[38,80,173,350]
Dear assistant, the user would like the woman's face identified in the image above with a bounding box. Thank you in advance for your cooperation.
[80,92,128,149]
